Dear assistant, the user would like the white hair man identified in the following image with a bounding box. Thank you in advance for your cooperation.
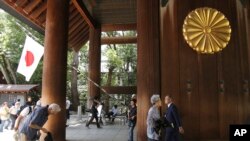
[19,103,61,141]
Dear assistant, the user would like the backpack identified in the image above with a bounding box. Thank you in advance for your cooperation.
[17,105,32,116]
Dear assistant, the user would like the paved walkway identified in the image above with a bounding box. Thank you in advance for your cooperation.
[0,114,137,141]
[66,114,136,141]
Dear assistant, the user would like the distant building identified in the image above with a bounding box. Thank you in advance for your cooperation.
[0,84,38,106]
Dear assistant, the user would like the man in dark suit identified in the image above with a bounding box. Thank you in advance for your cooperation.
[164,95,184,141]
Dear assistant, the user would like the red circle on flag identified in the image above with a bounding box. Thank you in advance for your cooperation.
[25,51,34,66]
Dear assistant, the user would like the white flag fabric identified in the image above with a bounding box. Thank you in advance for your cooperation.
[17,36,44,81]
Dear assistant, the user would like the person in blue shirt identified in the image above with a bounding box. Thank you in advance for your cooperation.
[20,103,61,141]
[164,95,184,141]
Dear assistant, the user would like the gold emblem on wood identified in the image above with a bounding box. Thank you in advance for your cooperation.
[183,7,231,54]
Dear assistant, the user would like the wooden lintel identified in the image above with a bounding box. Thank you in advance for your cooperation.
[72,0,99,29]
[101,36,137,44]
[102,23,137,31]
[101,86,137,94]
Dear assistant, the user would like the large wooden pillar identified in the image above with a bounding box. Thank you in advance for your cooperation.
[137,0,160,141]
[42,0,69,141]
[88,27,101,107]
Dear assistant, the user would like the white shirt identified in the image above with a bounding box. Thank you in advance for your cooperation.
[36,100,41,106]
[20,107,31,117]
[18,106,32,132]
[9,106,19,115]
[97,105,103,117]
[66,100,71,109]
[112,107,118,115]
[168,103,172,108]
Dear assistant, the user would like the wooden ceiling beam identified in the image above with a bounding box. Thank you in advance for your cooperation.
[30,2,46,19]
[69,8,79,21]
[70,28,89,45]
[69,3,75,13]
[69,15,83,29]
[101,86,137,94]
[71,35,89,51]
[68,23,88,41]
[102,23,136,31]
[37,11,46,24]
[0,0,44,34]
[68,19,85,35]
[14,0,28,7]
[23,0,42,15]
[68,26,86,41]
[71,34,87,49]
[72,0,99,29]
[101,36,137,45]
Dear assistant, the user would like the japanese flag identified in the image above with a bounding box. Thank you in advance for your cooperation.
[17,36,44,81]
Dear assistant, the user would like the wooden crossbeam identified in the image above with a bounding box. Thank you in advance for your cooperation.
[101,86,137,94]
[101,36,137,44]
[102,23,136,31]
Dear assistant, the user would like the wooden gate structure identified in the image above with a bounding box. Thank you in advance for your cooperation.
[0,0,250,140]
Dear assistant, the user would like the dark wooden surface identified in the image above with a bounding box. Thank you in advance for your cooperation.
[101,86,136,94]
[101,37,137,45]
[137,0,160,141]
[41,0,69,141]
[88,27,101,107]
[160,0,250,140]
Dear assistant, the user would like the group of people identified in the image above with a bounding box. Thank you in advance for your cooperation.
[85,94,184,141]
[126,94,184,141]
[0,97,61,141]
[85,98,137,141]
[147,94,184,141]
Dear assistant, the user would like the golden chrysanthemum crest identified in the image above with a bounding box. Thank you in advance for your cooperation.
[183,7,231,54]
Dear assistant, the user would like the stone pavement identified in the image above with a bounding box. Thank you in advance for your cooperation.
[66,114,137,141]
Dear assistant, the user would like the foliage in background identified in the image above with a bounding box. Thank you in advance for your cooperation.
[0,10,44,85]
[0,9,137,111]
[101,31,137,108]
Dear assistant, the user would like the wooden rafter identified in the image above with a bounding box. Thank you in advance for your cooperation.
[0,0,44,34]
[72,0,99,29]
[101,36,137,44]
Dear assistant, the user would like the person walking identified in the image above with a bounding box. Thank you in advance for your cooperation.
[164,95,184,141]
[66,97,71,127]
[0,102,10,132]
[147,95,162,141]
[86,100,101,128]
[128,99,137,141]
[9,101,21,129]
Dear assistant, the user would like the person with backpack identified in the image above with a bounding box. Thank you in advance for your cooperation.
[14,104,33,132]
[19,103,61,141]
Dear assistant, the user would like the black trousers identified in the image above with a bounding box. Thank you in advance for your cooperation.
[86,114,100,127]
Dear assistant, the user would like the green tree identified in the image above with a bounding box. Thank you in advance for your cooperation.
[101,31,137,112]
[0,10,44,85]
